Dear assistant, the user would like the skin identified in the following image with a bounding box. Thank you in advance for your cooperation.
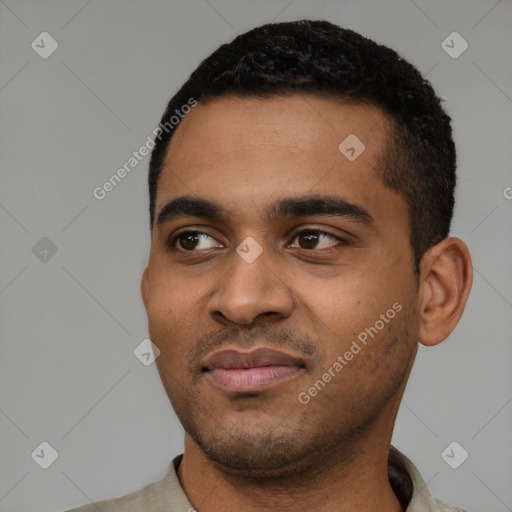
[141,94,472,512]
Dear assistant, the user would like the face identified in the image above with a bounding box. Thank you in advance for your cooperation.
[142,94,421,476]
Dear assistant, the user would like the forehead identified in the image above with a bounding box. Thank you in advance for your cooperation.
[167,94,389,162]
[156,94,405,228]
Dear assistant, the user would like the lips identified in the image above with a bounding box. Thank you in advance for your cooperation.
[202,347,305,393]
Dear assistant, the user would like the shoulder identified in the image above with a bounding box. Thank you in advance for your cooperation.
[61,479,158,511]
[61,456,187,512]
[434,499,468,512]
[388,446,468,512]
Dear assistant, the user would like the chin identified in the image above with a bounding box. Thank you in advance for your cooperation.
[184,414,335,479]
[200,442,316,479]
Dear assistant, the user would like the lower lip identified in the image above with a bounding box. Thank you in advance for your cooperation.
[207,365,301,393]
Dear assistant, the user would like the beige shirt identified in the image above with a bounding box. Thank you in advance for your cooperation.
[64,446,466,512]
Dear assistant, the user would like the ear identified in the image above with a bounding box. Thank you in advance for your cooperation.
[418,237,473,346]
[141,266,150,312]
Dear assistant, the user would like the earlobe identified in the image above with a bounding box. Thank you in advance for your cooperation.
[418,237,473,347]
[141,266,150,311]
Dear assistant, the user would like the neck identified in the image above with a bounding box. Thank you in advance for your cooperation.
[177,407,404,512]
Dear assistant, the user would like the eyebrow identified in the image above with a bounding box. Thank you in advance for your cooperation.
[156,194,374,227]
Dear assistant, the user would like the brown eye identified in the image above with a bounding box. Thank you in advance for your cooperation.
[291,230,344,250]
[297,231,321,249]
[178,233,200,250]
[167,231,220,251]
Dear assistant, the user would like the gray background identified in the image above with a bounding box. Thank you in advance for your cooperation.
[0,0,511,511]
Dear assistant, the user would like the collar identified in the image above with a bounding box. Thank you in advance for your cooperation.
[165,446,449,512]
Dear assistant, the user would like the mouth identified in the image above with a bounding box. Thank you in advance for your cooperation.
[201,347,306,393]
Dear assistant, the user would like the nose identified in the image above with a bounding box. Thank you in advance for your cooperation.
[207,242,295,325]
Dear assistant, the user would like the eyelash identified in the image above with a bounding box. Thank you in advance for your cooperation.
[166,228,348,253]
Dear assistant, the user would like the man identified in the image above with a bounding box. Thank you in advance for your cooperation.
[66,19,472,512]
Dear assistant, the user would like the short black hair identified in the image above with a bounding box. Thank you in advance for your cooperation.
[148,19,456,273]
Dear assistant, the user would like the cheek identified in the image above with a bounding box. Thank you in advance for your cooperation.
[297,262,401,320]
[146,286,176,330]
[145,277,183,355]
[295,260,417,361]
[145,266,213,364]
[146,255,194,318]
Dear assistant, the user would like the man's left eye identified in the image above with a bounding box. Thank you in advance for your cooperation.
[288,230,346,251]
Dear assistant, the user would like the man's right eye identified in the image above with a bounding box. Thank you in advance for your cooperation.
[166,230,222,252]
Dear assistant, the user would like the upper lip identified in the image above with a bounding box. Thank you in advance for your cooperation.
[202,347,305,371]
